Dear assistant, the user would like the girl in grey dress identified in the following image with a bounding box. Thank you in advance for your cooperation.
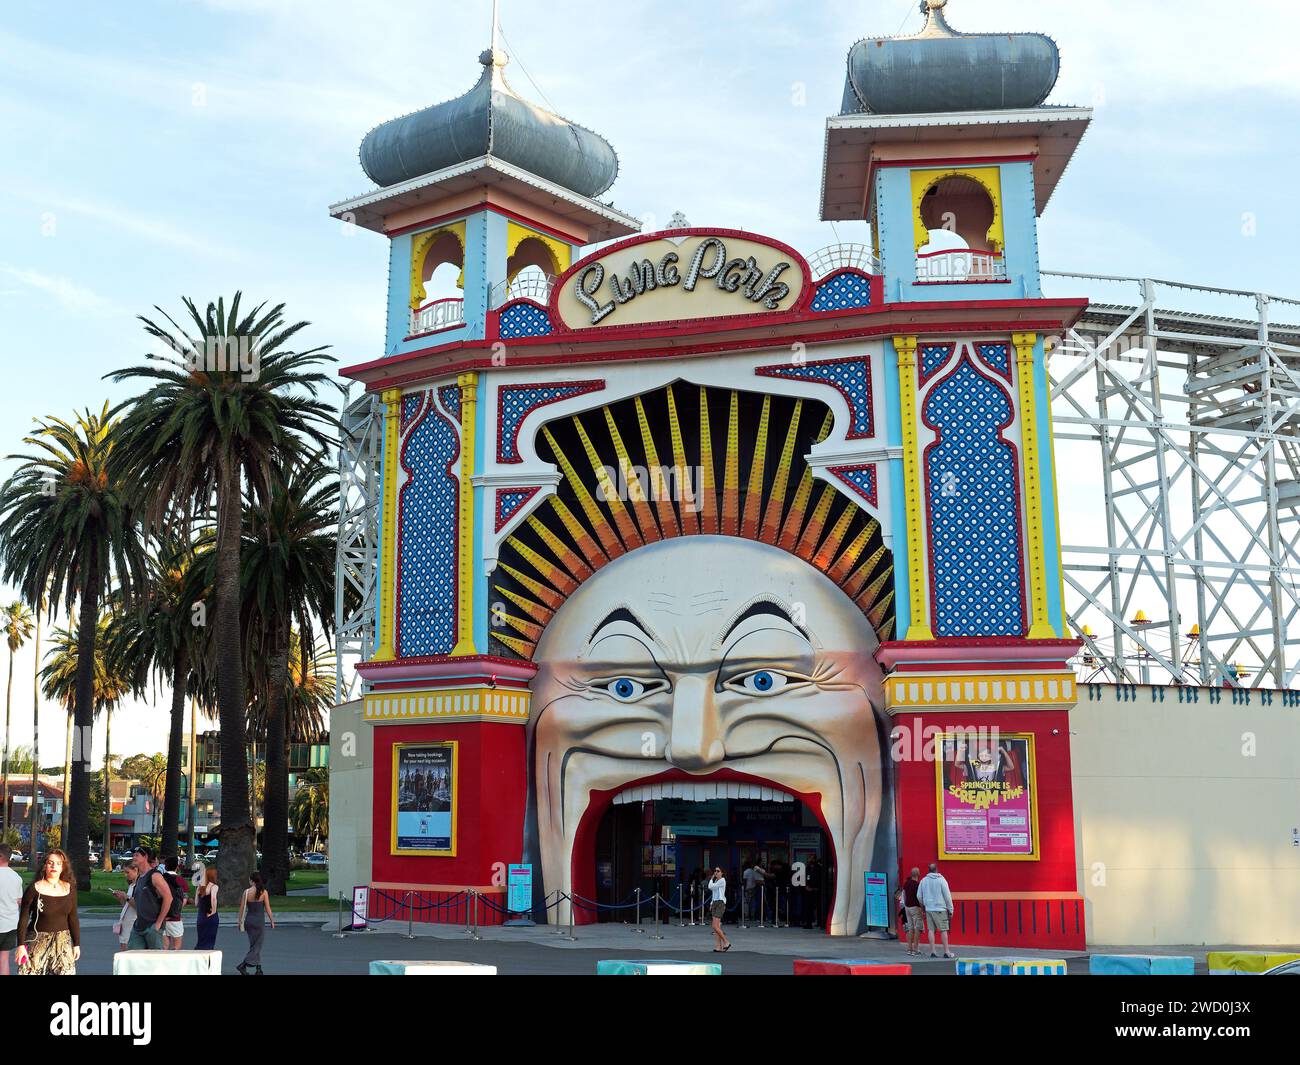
[236,872,276,975]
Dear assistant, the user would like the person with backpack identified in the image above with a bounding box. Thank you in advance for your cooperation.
[161,855,188,949]
[127,846,172,951]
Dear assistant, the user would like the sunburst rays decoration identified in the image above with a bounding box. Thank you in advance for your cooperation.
[492,384,895,658]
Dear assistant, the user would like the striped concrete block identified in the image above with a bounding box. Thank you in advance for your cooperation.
[956,957,1068,976]
[794,958,912,975]
[1206,951,1300,975]
[1090,954,1195,976]
[597,959,722,976]
[369,960,497,975]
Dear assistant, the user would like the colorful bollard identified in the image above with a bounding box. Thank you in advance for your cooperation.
[596,959,722,975]
[956,957,1067,975]
[1089,954,1195,976]
[794,958,912,975]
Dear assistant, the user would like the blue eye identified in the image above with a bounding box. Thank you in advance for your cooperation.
[734,670,790,696]
[607,678,645,701]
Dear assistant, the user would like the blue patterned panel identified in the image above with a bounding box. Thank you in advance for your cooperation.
[829,463,878,507]
[397,403,460,657]
[499,301,553,339]
[919,343,955,385]
[976,342,1011,380]
[810,271,872,312]
[400,393,425,433]
[756,357,874,439]
[496,380,604,463]
[438,384,461,422]
[495,487,540,531]
[924,360,1024,637]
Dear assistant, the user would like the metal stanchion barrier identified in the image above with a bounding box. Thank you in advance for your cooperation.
[404,891,415,940]
[740,889,748,929]
[632,887,644,933]
[566,892,576,941]
[678,884,687,927]
[688,883,696,926]
[773,886,782,928]
[650,893,664,940]
[759,884,767,929]
[784,888,791,929]
[333,891,347,938]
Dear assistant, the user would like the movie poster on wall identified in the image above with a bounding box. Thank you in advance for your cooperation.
[392,742,457,855]
[936,733,1039,860]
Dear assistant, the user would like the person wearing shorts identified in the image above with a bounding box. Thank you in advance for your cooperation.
[0,843,23,976]
[901,866,925,957]
[918,862,955,959]
[706,866,731,953]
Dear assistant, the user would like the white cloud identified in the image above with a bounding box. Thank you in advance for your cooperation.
[0,265,118,317]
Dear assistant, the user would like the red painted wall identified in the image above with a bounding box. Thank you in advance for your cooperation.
[892,709,1078,893]
[371,721,527,890]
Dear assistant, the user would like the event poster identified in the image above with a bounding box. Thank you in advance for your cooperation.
[393,742,457,855]
[937,733,1038,859]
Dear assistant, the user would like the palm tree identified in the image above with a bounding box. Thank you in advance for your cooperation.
[105,535,206,860]
[39,615,130,872]
[290,767,329,854]
[0,406,146,887]
[1,601,34,835]
[139,753,167,834]
[108,295,337,902]
[241,460,337,894]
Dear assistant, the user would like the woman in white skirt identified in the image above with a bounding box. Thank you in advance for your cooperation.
[707,867,731,953]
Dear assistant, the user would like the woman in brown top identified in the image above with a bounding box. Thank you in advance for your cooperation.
[15,849,80,975]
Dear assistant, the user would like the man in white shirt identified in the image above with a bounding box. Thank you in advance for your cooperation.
[0,843,25,975]
[918,861,955,960]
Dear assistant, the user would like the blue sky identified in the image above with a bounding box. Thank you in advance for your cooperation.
[0,0,1296,760]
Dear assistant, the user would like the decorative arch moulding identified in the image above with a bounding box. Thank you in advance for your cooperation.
[495,379,607,464]
[755,354,876,440]
[909,165,1005,255]
[410,220,468,309]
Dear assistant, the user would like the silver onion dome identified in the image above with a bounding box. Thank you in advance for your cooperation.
[842,0,1060,116]
[359,48,619,198]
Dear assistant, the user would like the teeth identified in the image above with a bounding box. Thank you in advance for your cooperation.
[613,782,795,805]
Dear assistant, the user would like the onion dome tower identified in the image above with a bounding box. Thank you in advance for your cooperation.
[330,21,638,357]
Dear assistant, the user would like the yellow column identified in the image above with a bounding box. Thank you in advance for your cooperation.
[372,388,403,662]
[1013,332,1057,639]
[894,335,934,641]
[450,372,479,657]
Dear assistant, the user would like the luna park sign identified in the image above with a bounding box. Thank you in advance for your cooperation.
[554,231,808,330]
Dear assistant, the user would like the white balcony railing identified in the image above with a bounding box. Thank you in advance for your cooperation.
[489,272,557,309]
[410,297,465,335]
[916,249,1008,283]
[807,243,882,280]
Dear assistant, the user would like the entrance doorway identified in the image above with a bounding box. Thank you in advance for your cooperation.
[592,793,833,930]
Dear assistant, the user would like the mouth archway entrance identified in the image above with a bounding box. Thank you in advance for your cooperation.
[589,783,835,932]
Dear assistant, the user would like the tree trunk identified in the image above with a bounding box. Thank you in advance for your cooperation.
[160,642,188,860]
[2,647,13,837]
[61,711,72,845]
[67,575,99,892]
[28,609,41,855]
[263,622,291,895]
[102,708,113,871]
[213,456,254,905]
[187,698,197,865]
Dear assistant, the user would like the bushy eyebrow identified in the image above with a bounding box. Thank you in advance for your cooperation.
[722,600,805,642]
[588,607,654,646]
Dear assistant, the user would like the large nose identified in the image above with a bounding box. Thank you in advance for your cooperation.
[666,674,725,770]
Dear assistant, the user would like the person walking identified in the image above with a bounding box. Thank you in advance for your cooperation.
[705,866,731,953]
[0,843,23,975]
[127,846,172,951]
[161,855,188,949]
[195,867,219,951]
[14,850,80,975]
[918,861,955,959]
[110,863,139,953]
[901,866,925,957]
[237,871,275,975]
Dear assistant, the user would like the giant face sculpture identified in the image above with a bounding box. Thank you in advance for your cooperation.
[529,535,885,935]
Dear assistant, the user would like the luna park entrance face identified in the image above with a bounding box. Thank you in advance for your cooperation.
[593,794,834,929]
